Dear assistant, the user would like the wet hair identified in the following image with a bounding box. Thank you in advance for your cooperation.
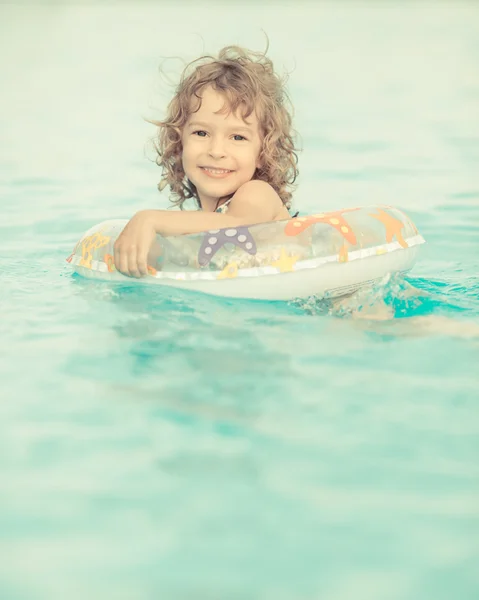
[152,44,299,209]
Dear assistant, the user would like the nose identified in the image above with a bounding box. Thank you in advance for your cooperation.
[208,135,227,159]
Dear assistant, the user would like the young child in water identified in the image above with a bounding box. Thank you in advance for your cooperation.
[114,45,299,278]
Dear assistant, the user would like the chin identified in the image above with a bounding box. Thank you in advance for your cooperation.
[202,185,236,197]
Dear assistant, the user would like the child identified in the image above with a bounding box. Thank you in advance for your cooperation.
[114,45,299,278]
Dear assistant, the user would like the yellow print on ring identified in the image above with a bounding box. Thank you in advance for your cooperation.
[79,232,111,268]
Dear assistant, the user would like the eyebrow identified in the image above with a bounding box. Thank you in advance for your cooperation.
[187,121,254,133]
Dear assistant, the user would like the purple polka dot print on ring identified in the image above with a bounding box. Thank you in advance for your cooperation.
[198,227,257,267]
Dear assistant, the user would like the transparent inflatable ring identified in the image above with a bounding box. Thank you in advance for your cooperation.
[67,205,425,301]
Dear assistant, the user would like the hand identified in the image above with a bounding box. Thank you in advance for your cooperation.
[114,210,157,278]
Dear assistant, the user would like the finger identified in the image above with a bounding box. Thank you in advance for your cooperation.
[114,243,124,274]
[118,245,133,277]
[136,248,150,277]
[127,246,143,278]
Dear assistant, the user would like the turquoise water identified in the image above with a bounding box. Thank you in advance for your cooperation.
[1,3,478,599]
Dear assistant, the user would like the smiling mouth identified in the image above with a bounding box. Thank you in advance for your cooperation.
[199,166,234,175]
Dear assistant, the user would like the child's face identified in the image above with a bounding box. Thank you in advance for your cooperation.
[181,86,262,209]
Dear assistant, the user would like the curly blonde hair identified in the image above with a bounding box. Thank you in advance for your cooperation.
[153,45,299,209]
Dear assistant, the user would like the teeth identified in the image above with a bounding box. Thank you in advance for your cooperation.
[202,167,231,174]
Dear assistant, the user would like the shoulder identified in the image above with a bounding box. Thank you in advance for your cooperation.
[228,180,284,221]
[234,179,280,201]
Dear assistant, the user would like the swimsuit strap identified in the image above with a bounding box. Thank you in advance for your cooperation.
[215,196,234,214]
[214,196,298,217]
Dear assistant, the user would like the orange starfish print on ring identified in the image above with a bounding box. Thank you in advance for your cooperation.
[284,208,359,245]
[369,208,408,248]
[104,253,116,272]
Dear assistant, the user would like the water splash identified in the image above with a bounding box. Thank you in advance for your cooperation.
[292,272,479,322]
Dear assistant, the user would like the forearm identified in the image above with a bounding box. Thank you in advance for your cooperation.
[140,209,257,237]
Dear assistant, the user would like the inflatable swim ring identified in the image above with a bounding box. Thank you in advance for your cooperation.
[67,205,425,301]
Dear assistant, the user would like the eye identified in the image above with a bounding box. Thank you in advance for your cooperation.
[193,130,207,137]
[233,134,247,141]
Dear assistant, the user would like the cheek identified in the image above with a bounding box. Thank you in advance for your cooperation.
[182,137,202,162]
[252,141,262,167]
[253,151,262,171]
[181,150,193,179]
[240,145,260,166]
[181,141,194,166]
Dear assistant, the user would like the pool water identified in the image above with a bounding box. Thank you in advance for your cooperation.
[1,3,478,599]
